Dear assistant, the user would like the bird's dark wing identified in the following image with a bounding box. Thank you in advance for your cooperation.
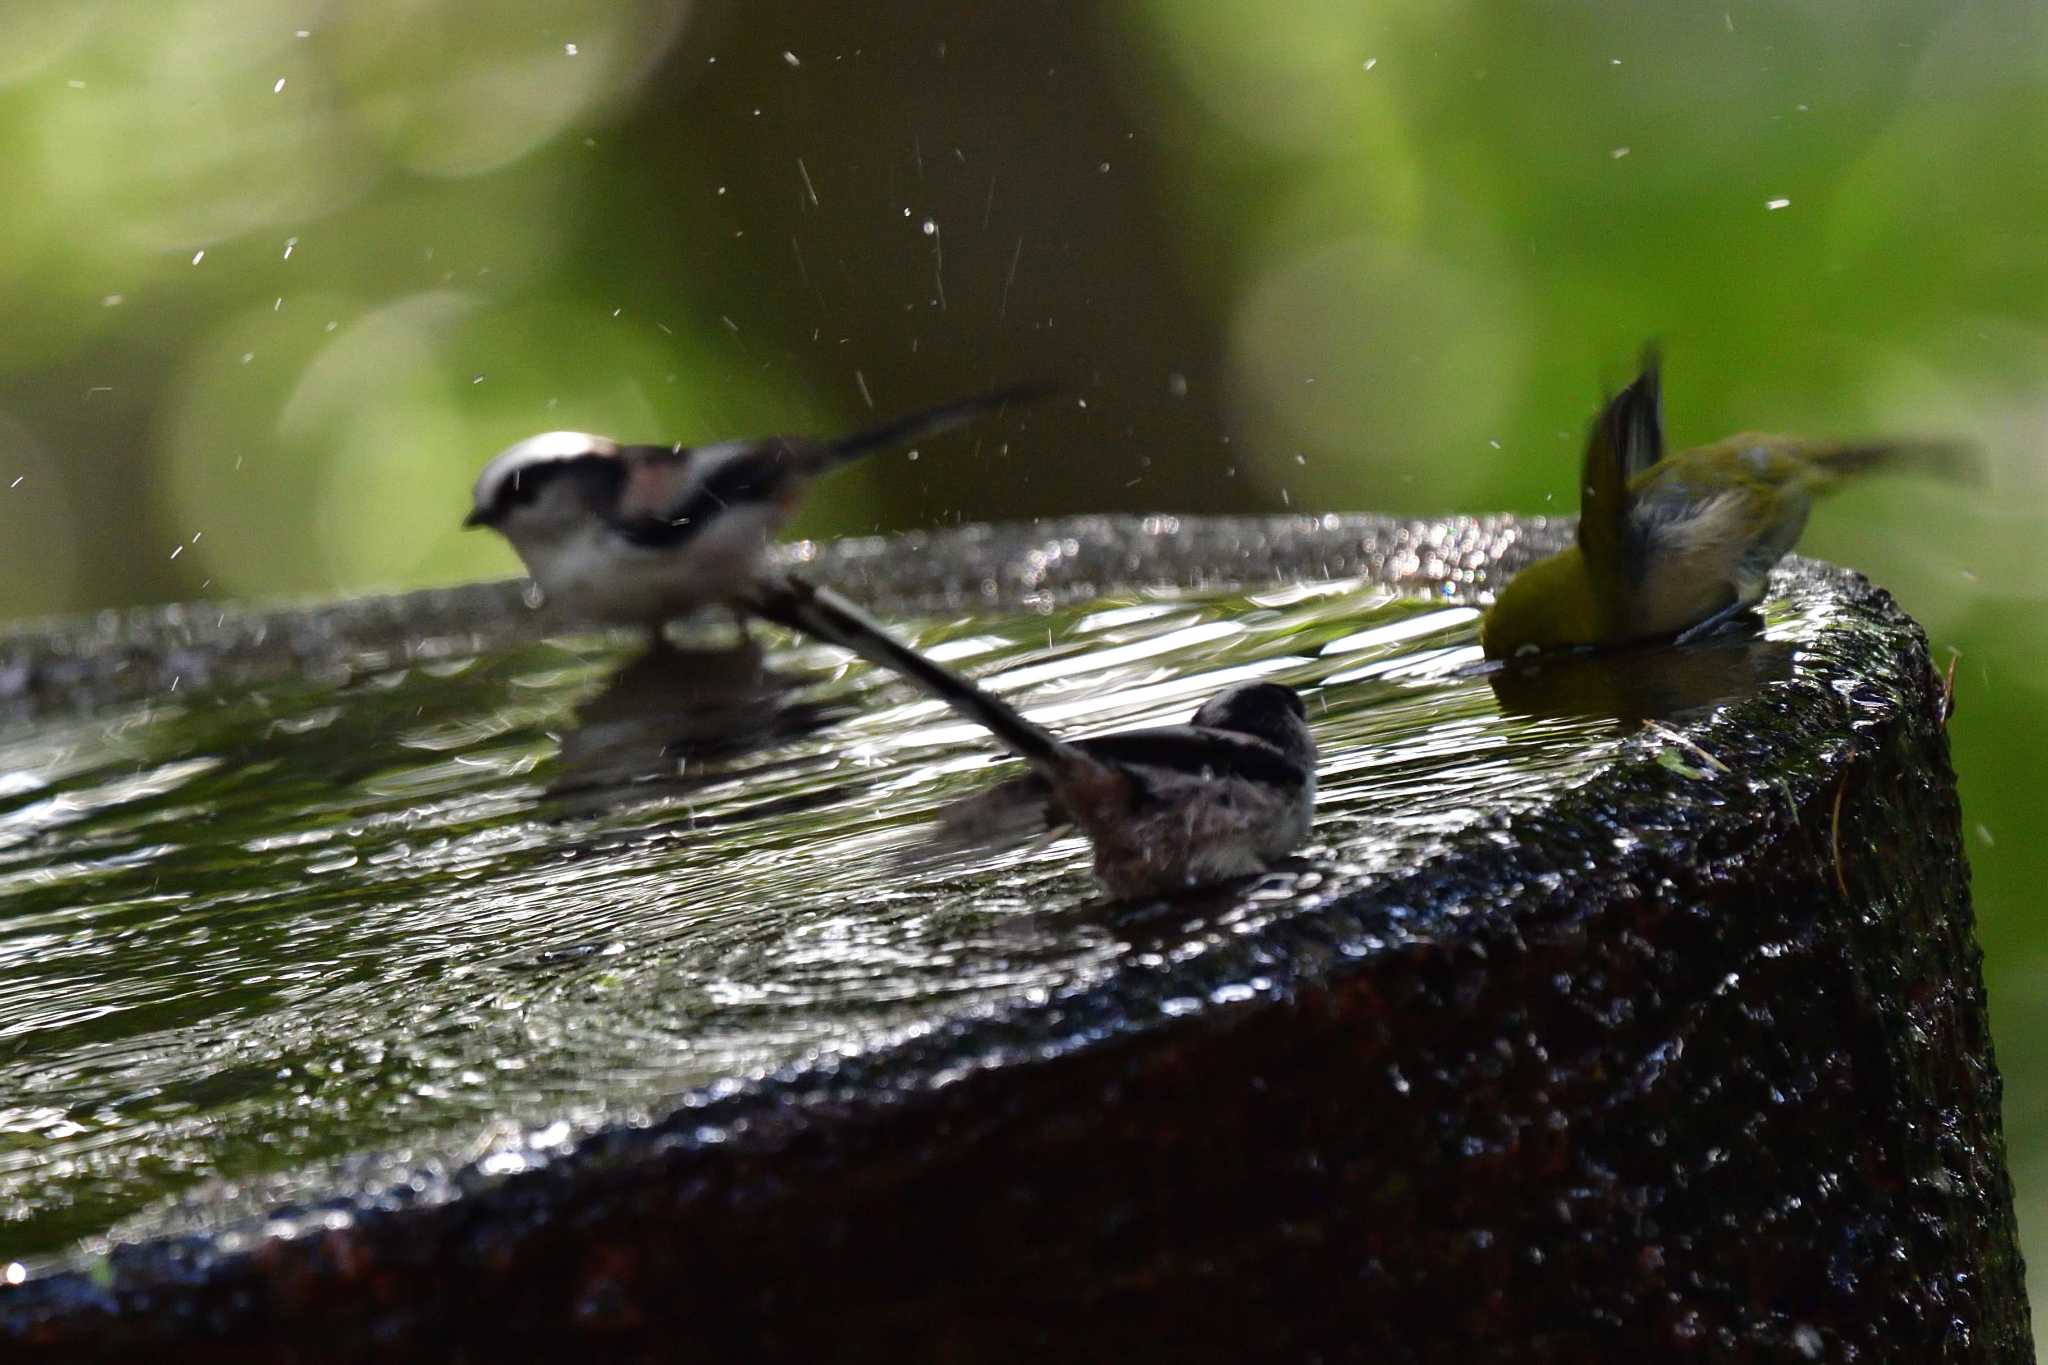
[602,382,1055,546]
[1074,727,1310,790]
[605,440,813,548]
[1580,346,1665,587]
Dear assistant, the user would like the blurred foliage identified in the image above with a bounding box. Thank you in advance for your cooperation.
[0,0,2044,1329]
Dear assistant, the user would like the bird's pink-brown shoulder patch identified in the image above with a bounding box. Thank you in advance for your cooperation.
[613,448,704,524]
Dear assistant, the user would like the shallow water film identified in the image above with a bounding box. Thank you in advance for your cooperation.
[0,581,1806,1263]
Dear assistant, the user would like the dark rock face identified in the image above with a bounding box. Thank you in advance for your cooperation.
[0,517,2025,1362]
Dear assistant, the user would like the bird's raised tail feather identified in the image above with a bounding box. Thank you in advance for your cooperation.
[824,382,1058,467]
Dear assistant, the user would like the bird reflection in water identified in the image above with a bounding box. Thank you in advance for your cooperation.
[543,641,850,814]
[1486,631,1796,729]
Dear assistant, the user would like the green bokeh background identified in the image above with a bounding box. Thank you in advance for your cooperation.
[2,0,2043,1318]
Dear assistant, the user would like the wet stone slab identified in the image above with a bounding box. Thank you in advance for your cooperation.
[0,515,2025,1361]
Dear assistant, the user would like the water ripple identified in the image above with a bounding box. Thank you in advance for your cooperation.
[0,583,1703,1258]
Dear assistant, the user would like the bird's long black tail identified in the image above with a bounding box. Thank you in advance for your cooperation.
[748,574,1072,772]
[824,382,1058,466]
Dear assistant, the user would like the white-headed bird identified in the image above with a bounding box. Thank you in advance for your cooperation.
[752,576,1316,901]
[465,384,1050,642]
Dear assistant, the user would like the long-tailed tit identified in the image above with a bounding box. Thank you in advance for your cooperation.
[465,384,1050,643]
[751,576,1317,900]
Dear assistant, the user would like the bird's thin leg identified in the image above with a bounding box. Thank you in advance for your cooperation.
[729,604,755,649]
[646,622,672,655]
[1673,599,1759,646]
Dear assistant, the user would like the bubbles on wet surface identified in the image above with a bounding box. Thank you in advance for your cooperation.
[0,580,1796,1258]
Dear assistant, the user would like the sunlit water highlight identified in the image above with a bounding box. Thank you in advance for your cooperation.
[0,582,1786,1260]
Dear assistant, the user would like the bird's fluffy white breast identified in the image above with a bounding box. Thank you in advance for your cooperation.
[508,499,786,625]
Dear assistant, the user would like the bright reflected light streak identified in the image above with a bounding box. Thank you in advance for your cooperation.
[1321,607,1479,656]
[992,620,1238,688]
[1322,643,1484,686]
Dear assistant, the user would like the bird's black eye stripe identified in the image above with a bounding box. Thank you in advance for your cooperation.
[482,453,621,520]
[483,475,541,519]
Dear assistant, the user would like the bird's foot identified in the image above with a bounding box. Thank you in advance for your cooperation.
[1673,602,1764,647]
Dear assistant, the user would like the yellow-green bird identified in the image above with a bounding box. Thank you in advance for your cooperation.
[1481,349,1968,660]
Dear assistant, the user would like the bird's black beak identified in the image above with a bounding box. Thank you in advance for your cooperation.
[462,507,490,529]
